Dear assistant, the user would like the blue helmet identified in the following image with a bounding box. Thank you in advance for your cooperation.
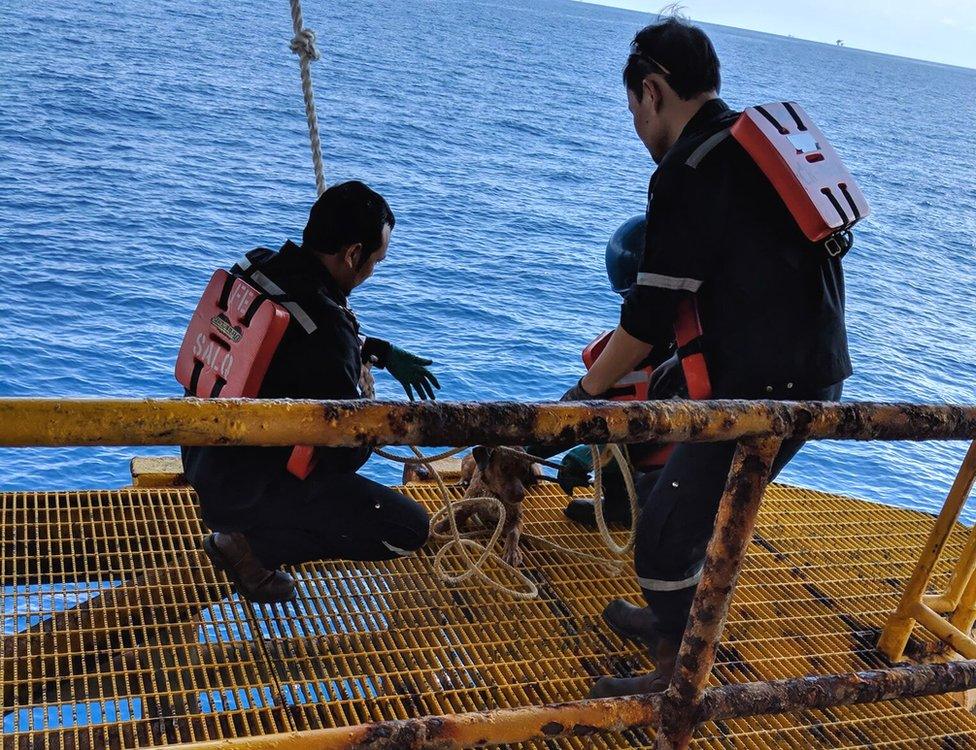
[605,215,646,295]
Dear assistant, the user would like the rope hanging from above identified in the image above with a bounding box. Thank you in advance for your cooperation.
[288,0,326,196]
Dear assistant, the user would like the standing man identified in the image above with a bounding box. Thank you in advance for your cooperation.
[568,17,852,696]
[181,181,438,604]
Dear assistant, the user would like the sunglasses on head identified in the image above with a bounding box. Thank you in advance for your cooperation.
[629,44,673,75]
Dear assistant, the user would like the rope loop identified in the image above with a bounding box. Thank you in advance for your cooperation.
[373,442,635,597]
[289,28,321,61]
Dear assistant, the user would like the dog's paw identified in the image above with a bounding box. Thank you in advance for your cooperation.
[501,543,523,568]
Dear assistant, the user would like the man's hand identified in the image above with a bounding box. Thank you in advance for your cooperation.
[558,445,593,496]
[560,378,596,401]
[385,345,441,401]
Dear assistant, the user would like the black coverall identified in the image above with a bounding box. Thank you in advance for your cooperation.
[181,242,430,568]
[619,99,852,639]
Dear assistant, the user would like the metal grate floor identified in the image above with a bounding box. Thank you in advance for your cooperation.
[3,481,976,749]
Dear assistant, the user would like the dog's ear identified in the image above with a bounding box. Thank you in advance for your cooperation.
[472,446,494,472]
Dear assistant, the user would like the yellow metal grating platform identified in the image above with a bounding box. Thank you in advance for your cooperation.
[3,481,976,749]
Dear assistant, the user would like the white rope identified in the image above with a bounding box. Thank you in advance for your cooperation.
[356,379,539,595]
[589,444,639,555]
[289,0,326,196]
[372,442,634,589]
[374,446,539,599]
[360,368,633,592]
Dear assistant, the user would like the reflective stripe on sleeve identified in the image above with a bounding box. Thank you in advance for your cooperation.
[616,370,650,386]
[382,540,415,557]
[636,272,703,293]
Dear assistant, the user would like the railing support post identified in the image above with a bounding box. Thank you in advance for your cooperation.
[879,439,976,661]
[655,436,782,750]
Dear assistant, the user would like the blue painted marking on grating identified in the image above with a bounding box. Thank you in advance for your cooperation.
[3,698,144,733]
[197,571,390,644]
[3,581,122,635]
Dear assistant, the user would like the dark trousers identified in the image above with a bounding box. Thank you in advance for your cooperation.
[241,470,430,569]
[633,382,843,640]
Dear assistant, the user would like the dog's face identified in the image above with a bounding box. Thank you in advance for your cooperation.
[469,446,539,505]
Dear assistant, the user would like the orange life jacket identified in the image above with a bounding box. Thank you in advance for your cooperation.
[175,268,317,479]
[582,298,711,470]
[731,101,869,254]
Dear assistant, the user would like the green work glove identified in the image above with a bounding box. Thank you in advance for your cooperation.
[558,445,594,496]
[383,345,441,401]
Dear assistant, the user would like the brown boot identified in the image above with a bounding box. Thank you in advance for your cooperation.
[588,636,679,698]
[602,599,659,648]
[203,532,296,603]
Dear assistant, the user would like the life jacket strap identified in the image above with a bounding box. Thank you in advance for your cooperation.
[232,253,318,335]
[685,127,732,169]
[674,297,713,402]
[676,335,704,360]
[823,229,854,259]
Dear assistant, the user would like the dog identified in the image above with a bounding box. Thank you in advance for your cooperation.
[435,446,540,567]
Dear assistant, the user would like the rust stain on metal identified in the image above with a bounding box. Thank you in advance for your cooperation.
[699,661,976,720]
[540,722,564,736]
[2,398,976,448]
[351,717,455,750]
[672,438,783,698]
[331,695,664,749]
[658,437,783,750]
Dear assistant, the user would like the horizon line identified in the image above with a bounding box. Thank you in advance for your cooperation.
[573,0,976,73]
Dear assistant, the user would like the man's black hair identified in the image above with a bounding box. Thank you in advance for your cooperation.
[302,180,395,266]
[623,16,721,101]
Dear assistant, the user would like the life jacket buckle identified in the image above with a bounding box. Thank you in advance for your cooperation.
[824,229,853,259]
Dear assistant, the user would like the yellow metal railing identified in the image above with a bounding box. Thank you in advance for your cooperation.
[2,397,976,447]
[3,396,976,750]
[880,440,976,660]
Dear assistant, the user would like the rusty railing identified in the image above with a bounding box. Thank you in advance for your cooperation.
[2,396,976,750]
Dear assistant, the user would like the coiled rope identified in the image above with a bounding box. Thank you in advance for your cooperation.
[373,442,638,598]
[375,445,540,599]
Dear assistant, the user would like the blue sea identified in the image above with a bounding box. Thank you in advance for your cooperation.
[2,0,975,519]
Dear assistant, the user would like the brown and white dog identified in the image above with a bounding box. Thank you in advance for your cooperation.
[435,446,540,567]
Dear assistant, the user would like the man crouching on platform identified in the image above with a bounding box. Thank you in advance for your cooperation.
[180,181,438,603]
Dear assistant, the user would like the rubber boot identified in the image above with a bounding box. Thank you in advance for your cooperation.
[587,635,680,698]
[203,532,297,603]
[564,464,633,526]
[563,498,633,527]
[601,598,658,648]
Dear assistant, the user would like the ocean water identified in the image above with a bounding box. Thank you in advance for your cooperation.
[1,0,975,519]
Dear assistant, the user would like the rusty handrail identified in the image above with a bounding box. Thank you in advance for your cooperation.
[147,661,976,750]
[659,436,783,747]
[1,397,975,447]
[5,396,975,750]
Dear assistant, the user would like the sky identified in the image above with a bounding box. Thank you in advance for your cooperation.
[582,0,976,70]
